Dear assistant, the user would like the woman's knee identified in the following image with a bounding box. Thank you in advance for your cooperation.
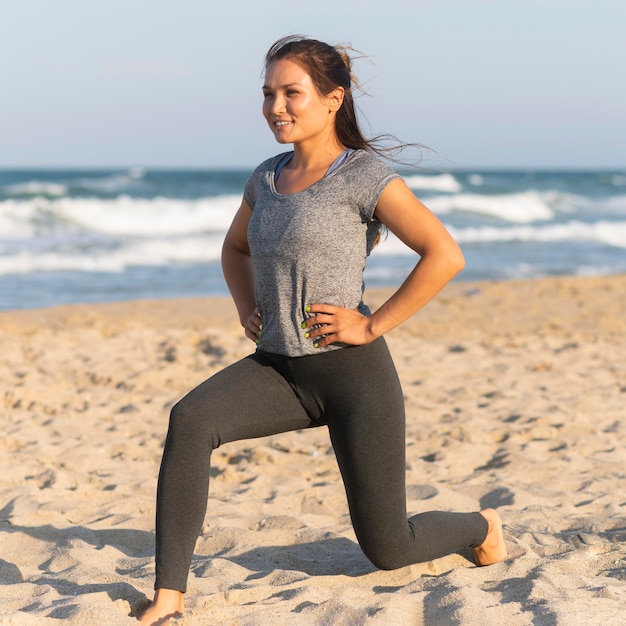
[360,542,409,571]
[167,396,216,449]
[356,532,412,571]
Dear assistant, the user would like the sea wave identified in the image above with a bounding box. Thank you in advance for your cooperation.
[404,173,462,193]
[71,169,147,194]
[0,195,241,238]
[424,190,626,222]
[372,220,626,255]
[0,168,147,198]
[452,220,626,247]
[0,234,225,275]
[4,182,69,197]
[426,191,555,222]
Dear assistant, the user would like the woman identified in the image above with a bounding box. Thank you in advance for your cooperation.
[139,35,506,625]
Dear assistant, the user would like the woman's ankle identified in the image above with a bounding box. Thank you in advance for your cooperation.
[138,588,185,624]
[473,508,507,566]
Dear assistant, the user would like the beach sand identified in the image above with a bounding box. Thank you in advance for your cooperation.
[1,275,625,625]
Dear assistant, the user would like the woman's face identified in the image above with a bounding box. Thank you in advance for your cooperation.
[262,59,342,146]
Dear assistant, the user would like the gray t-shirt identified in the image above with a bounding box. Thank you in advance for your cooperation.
[243,149,400,357]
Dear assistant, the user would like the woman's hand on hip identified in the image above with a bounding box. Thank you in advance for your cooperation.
[301,304,377,348]
[244,307,262,343]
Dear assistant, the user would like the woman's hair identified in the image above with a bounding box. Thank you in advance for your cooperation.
[264,35,428,164]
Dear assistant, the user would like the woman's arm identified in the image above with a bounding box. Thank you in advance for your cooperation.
[221,199,261,342]
[365,177,465,337]
[303,178,465,347]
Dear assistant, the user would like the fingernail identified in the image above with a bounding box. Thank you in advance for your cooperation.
[313,342,319,348]
[304,333,310,338]
[305,306,311,312]
[300,322,306,329]
[255,339,260,344]
[259,324,263,330]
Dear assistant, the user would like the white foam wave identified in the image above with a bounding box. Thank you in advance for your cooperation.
[0,200,42,238]
[372,220,626,256]
[452,220,626,247]
[404,173,462,193]
[0,195,241,238]
[425,191,555,222]
[73,169,146,193]
[55,195,240,235]
[0,235,225,275]
[2,169,146,198]
[4,181,68,196]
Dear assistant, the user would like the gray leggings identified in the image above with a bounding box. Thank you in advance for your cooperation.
[155,337,488,592]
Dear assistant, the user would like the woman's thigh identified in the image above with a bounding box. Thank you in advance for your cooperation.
[312,340,408,534]
[169,352,315,449]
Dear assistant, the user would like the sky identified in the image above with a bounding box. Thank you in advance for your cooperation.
[1,0,625,170]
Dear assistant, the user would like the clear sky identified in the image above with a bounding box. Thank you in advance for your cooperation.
[2,0,624,169]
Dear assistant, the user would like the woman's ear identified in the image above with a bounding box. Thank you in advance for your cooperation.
[326,86,345,112]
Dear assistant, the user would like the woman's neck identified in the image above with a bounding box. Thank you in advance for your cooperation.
[274,140,348,195]
[289,137,346,173]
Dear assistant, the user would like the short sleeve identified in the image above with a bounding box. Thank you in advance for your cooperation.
[340,153,400,221]
[243,172,257,210]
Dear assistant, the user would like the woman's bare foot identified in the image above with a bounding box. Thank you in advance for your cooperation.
[138,588,185,625]
[473,508,507,566]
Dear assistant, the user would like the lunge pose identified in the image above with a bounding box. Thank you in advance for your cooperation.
[139,35,506,625]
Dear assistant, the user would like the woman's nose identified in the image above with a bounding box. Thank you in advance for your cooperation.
[271,95,286,114]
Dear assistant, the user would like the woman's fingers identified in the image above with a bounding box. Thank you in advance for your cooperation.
[301,304,374,347]
[247,304,375,347]
[245,308,262,342]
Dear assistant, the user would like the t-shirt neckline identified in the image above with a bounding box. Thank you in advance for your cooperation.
[271,149,356,196]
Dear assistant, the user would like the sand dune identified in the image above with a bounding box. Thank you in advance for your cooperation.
[1,275,625,624]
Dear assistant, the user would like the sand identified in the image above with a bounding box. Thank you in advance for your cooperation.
[1,274,625,625]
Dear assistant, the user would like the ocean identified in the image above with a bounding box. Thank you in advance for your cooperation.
[1,167,625,311]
